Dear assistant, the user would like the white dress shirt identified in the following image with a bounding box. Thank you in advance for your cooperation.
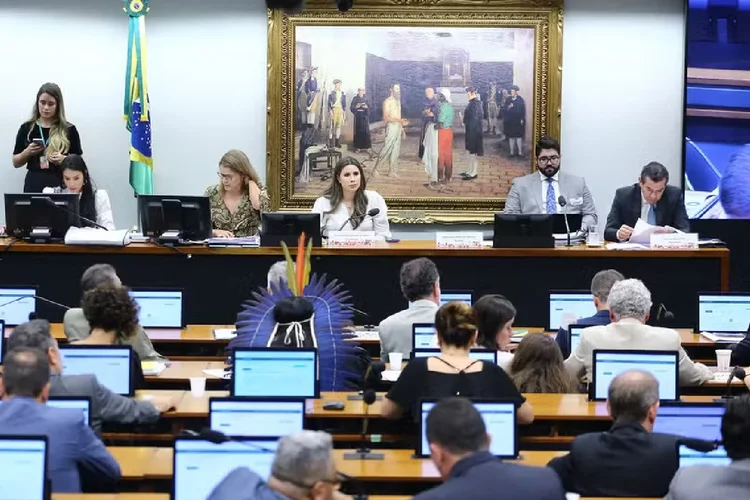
[44,187,116,230]
[540,171,561,213]
[311,189,391,240]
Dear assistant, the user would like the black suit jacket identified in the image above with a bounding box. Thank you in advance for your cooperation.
[547,423,680,497]
[604,183,690,241]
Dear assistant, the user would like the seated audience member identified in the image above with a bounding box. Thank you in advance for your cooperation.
[0,348,120,493]
[605,161,690,241]
[379,258,440,360]
[267,260,292,292]
[509,333,572,393]
[556,269,624,357]
[547,371,680,497]
[60,154,115,230]
[665,395,750,499]
[381,302,533,424]
[6,320,171,435]
[564,279,712,387]
[64,263,164,360]
[731,330,750,367]
[412,398,565,500]
[70,286,145,390]
[205,149,270,238]
[207,430,350,500]
[474,294,516,370]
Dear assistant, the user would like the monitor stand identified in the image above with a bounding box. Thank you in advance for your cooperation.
[30,227,52,243]
[158,230,181,246]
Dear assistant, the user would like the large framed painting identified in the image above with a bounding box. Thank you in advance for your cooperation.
[267,0,563,223]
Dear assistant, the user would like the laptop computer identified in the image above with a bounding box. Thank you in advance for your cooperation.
[697,292,750,334]
[412,323,437,351]
[654,402,724,441]
[209,398,305,438]
[173,436,279,500]
[412,348,498,364]
[130,288,185,328]
[548,291,595,331]
[0,287,37,326]
[57,345,134,396]
[590,349,679,402]
[0,436,49,500]
[47,396,92,427]
[231,348,319,398]
[568,324,585,354]
[408,290,472,310]
[678,444,731,468]
[418,400,518,458]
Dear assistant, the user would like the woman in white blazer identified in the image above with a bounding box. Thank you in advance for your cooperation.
[60,154,115,230]
[312,156,390,240]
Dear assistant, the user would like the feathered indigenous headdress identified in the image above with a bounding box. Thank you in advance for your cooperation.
[227,233,364,391]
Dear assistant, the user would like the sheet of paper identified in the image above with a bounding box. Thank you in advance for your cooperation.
[605,242,648,250]
[203,368,230,379]
[381,370,401,382]
[213,328,237,340]
[629,218,660,244]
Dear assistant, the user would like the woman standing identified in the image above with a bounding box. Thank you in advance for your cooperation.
[12,83,83,192]
[205,149,270,238]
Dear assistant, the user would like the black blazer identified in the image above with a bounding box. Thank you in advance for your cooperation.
[604,184,690,241]
[547,423,680,497]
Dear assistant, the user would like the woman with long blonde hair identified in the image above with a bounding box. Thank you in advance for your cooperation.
[204,149,270,237]
[12,83,83,192]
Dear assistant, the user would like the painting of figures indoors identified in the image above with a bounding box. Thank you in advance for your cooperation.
[293,26,537,199]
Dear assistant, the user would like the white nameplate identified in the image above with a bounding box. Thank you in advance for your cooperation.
[650,232,699,249]
[328,231,376,247]
[436,232,484,249]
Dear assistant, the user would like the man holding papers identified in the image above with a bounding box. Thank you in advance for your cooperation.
[604,162,690,241]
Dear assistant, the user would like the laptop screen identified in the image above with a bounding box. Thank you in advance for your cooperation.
[232,349,318,398]
[591,350,678,401]
[209,399,305,437]
[412,324,437,350]
[0,288,36,327]
[0,437,47,500]
[412,348,497,364]
[698,294,750,333]
[678,445,731,468]
[130,289,183,328]
[58,346,133,396]
[47,398,91,426]
[419,401,517,458]
[569,324,585,353]
[549,291,595,331]
[173,438,278,500]
[654,404,724,441]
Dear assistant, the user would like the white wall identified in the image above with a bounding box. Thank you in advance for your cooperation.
[0,0,685,235]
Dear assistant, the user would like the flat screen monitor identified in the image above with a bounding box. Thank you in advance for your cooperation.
[47,397,91,427]
[590,350,679,402]
[130,288,184,328]
[493,213,554,249]
[549,291,596,331]
[698,293,750,333]
[173,437,279,500]
[418,400,517,458]
[655,403,724,441]
[4,193,80,242]
[412,348,497,364]
[0,288,36,327]
[568,324,585,354]
[138,195,212,243]
[58,345,134,396]
[440,291,473,307]
[0,436,48,500]
[209,398,305,438]
[412,323,437,351]
[551,213,583,234]
[678,445,731,468]
[260,212,322,247]
[232,348,319,398]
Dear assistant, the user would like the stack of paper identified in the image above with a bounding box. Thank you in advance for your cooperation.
[213,328,237,340]
[141,361,167,376]
[65,227,132,247]
[208,236,260,248]
[700,332,744,343]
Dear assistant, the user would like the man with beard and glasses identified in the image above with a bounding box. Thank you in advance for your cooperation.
[504,136,598,230]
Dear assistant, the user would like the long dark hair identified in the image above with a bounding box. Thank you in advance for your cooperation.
[509,333,571,393]
[61,154,97,227]
[474,294,517,350]
[323,157,368,228]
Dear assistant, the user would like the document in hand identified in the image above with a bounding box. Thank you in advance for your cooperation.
[628,218,682,245]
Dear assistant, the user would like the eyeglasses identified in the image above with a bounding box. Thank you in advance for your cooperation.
[538,155,560,164]
[217,171,236,181]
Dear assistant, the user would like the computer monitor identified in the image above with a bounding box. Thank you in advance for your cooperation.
[418,400,517,458]
[412,348,498,364]
[492,213,554,249]
[47,397,91,426]
[0,320,5,361]
[568,324,585,354]
[440,291,473,307]
[548,291,596,331]
[654,403,724,441]
[4,193,81,242]
[0,436,48,500]
[260,212,322,247]
[58,345,134,396]
[130,288,184,328]
[590,350,679,402]
[231,348,319,398]
[173,437,279,500]
[0,287,37,326]
[698,293,750,333]
[678,445,731,468]
[412,323,437,351]
[209,398,305,438]
[551,213,583,234]
[138,195,212,244]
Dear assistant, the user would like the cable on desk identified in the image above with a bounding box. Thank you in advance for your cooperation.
[151,239,193,260]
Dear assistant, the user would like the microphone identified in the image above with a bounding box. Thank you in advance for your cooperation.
[338,208,380,231]
[679,437,720,453]
[28,295,71,321]
[343,388,384,460]
[557,195,572,247]
[656,303,674,325]
[714,366,747,403]
[347,361,385,401]
[41,197,108,231]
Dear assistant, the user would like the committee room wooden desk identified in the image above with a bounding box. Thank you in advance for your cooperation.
[0,240,729,328]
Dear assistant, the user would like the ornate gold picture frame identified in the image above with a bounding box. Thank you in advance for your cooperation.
[267,0,563,223]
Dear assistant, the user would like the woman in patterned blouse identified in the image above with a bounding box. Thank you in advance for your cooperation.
[205,149,270,237]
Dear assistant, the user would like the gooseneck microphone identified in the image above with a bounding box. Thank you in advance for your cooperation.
[338,208,380,231]
[557,195,572,247]
[42,197,109,231]
[343,388,384,460]
[714,366,747,404]
[656,303,675,325]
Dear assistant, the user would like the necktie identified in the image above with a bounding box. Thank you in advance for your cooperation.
[647,204,656,225]
[546,178,557,214]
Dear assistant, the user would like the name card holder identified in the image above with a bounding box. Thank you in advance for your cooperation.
[435,232,484,249]
[328,231,376,248]
[650,232,699,249]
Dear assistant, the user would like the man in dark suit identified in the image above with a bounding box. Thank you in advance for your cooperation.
[0,348,120,492]
[604,161,690,241]
[413,398,565,500]
[547,370,680,497]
